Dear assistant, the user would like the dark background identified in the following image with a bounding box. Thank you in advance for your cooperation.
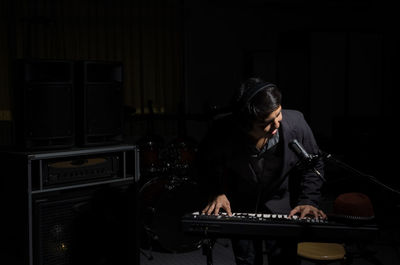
[0,0,398,212]
[182,0,400,215]
[0,0,399,262]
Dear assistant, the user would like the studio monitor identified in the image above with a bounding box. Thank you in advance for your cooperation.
[14,59,75,150]
[74,61,124,146]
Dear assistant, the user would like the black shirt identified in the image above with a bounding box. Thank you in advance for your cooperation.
[248,131,283,187]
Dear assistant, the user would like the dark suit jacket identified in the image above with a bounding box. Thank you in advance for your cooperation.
[195,109,324,214]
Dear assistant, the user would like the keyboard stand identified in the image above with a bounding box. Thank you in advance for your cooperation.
[202,237,216,265]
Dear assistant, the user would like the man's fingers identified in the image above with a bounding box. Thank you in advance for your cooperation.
[202,194,233,216]
[226,205,232,216]
[308,207,326,219]
[288,207,300,218]
[300,208,309,219]
[214,204,221,215]
[210,202,231,216]
[223,201,232,216]
[289,205,327,220]
[319,210,327,219]
[202,203,212,214]
[310,209,319,219]
[206,203,215,215]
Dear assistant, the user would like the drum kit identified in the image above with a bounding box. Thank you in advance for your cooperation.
[136,135,204,255]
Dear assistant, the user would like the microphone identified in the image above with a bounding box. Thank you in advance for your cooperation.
[289,139,313,163]
[289,139,326,182]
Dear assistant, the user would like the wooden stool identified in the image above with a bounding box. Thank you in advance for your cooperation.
[297,242,346,265]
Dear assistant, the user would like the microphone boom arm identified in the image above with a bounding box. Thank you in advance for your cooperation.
[320,151,400,196]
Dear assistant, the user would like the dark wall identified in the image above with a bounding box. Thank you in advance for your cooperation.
[1,0,398,202]
[183,1,399,194]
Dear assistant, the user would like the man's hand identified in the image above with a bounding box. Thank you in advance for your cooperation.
[202,194,232,216]
[288,205,327,219]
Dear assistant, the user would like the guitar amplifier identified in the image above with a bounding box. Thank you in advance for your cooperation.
[0,145,140,265]
[42,156,120,187]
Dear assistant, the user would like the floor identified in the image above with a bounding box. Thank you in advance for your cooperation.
[140,237,400,265]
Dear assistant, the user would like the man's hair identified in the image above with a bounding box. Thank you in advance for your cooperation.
[232,77,282,131]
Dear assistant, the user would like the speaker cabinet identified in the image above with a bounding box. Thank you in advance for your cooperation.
[75,61,124,146]
[0,145,140,265]
[14,59,75,150]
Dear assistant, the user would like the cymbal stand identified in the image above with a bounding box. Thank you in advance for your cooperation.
[140,226,156,260]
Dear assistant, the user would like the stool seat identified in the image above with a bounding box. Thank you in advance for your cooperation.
[298,242,346,261]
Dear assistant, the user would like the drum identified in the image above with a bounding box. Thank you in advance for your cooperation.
[139,140,162,172]
[166,137,198,177]
[136,135,167,181]
[139,176,203,253]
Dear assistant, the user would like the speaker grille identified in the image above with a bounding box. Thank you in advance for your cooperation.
[86,84,122,135]
[35,197,86,265]
[15,59,75,149]
[26,85,74,138]
[75,61,124,146]
[33,183,134,265]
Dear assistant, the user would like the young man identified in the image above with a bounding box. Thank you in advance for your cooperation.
[195,77,326,265]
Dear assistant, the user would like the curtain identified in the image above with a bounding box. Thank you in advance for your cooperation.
[0,0,11,114]
[0,0,183,115]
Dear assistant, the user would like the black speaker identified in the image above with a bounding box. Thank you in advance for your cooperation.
[14,59,75,150]
[75,61,124,146]
[33,181,135,265]
[0,145,140,265]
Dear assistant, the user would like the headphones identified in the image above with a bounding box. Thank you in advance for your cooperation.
[236,82,276,112]
[233,81,277,131]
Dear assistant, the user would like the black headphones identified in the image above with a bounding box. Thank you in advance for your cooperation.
[232,81,277,132]
[236,82,276,112]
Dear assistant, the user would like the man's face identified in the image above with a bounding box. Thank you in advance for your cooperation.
[249,105,282,140]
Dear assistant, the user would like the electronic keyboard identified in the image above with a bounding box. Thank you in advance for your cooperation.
[181,212,379,241]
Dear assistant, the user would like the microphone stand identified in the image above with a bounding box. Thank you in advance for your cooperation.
[319,151,396,265]
[202,237,215,265]
[320,151,400,196]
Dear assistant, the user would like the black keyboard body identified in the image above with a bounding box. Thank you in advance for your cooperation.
[181,212,379,241]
